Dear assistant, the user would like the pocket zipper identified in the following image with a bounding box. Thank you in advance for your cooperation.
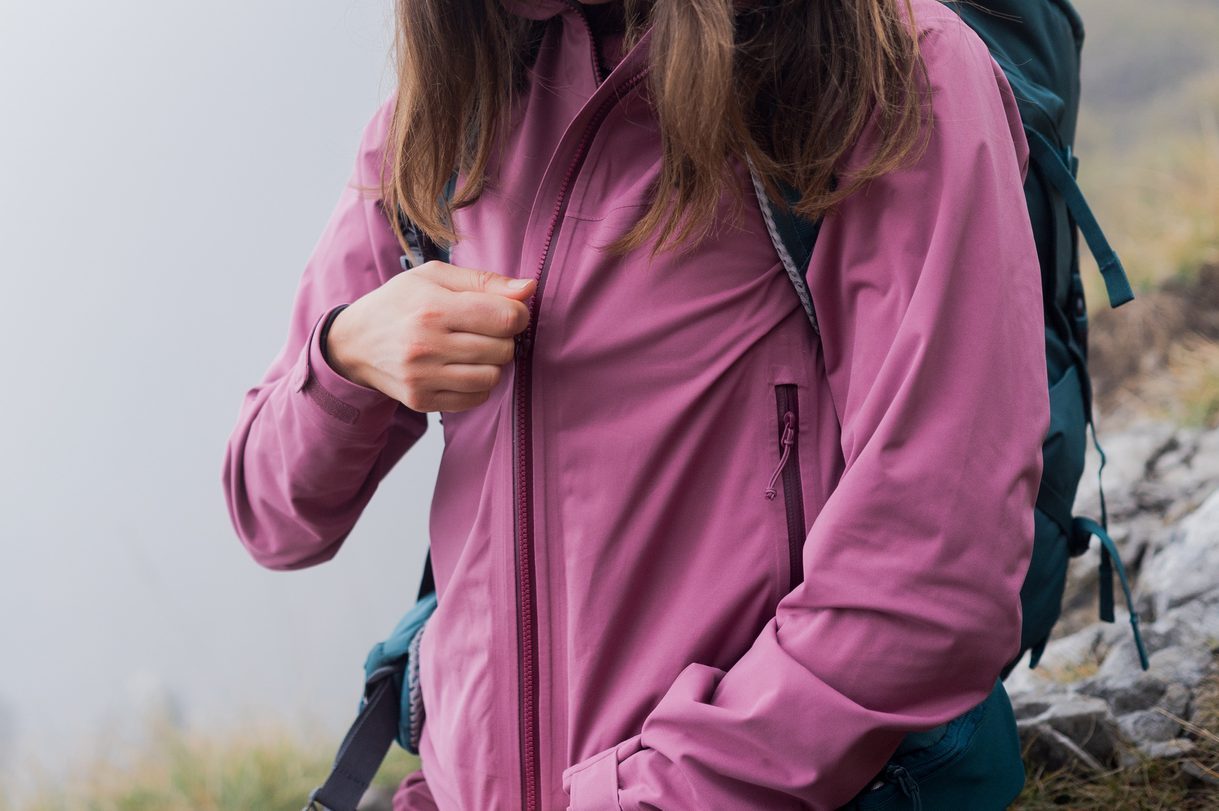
[766,384,807,592]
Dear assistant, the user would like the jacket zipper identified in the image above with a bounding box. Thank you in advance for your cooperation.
[512,67,650,811]
[767,384,806,592]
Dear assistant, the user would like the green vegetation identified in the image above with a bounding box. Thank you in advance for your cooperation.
[0,717,418,811]
[1079,126,1219,309]
[1070,0,1219,309]
[4,691,1214,811]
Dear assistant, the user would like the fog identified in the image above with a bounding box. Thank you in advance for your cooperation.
[0,0,441,786]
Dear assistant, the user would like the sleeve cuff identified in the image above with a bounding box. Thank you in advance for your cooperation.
[563,734,643,811]
[290,305,399,432]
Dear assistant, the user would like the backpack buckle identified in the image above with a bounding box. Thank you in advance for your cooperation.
[302,788,331,811]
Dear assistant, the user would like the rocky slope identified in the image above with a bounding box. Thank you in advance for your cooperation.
[1007,412,1219,788]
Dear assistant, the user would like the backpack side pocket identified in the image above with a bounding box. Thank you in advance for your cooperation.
[844,680,1025,811]
[1020,358,1088,670]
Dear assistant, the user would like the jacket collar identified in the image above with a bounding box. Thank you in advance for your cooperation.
[498,0,577,20]
[499,0,763,20]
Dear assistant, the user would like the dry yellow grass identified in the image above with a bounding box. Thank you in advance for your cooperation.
[1013,662,1219,809]
[0,715,418,811]
[1079,119,1219,312]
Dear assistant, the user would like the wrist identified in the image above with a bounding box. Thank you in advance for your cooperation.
[320,303,368,387]
[319,303,350,367]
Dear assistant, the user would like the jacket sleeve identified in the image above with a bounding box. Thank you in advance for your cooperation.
[562,14,1048,811]
[221,92,430,571]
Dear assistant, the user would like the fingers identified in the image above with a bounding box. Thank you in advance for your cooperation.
[439,290,532,338]
[440,331,517,366]
[425,388,494,412]
[433,363,505,394]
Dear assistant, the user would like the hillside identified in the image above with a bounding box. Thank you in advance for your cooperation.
[1074,0,1219,151]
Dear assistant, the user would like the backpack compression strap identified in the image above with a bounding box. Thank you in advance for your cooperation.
[1072,515,1151,671]
[1024,128,1134,309]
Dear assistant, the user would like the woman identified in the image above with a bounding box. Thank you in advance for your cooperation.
[222,0,1049,807]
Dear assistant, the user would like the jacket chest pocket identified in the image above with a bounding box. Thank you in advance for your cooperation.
[765,382,807,596]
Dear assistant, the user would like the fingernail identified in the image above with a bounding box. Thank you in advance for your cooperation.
[508,278,533,289]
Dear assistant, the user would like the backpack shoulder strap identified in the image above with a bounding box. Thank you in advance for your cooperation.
[397,170,460,271]
[745,156,828,338]
[397,171,459,605]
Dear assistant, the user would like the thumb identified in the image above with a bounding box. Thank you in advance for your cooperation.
[493,274,537,299]
[427,263,536,298]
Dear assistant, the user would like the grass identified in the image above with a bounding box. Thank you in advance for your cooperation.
[0,715,419,811]
[1013,667,1219,809]
[1078,119,1219,313]
[3,674,1214,811]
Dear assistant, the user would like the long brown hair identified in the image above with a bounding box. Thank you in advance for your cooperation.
[382,0,933,263]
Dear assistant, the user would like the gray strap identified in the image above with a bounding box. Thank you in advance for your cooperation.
[305,667,401,811]
[746,155,821,336]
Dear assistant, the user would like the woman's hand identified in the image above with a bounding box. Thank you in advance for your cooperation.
[325,261,536,412]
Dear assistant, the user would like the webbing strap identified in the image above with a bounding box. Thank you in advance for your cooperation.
[1087,413,1110,530]
[1035,478,1075,541]
[745,156,821,335]
[1025,128,1134,309]
[400,181,452,606]
[305,667,402,811]
[1071,516,1150,671]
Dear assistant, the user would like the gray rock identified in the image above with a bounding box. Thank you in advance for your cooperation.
[1138,488,1219,616]
[1007,421,1219,780]
[1081,644,1212,714]
[1010,694,1054,721]
[1158,429,1219,520]
[1184,759,1219,787]
[1117,708,1180,744]
[1018,722,1107,772]
[1005,623,1124,701]
[1190,429,1219,489]
[1074,420,1178,521]
[1135,738,1196,761]
[1159,681,1192,717]
[1017,695,1123,767]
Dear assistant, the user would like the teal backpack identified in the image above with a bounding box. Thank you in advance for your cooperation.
[950,0,1148,678]
[305,2,1145,809]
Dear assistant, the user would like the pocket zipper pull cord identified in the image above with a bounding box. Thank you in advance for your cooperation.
[764,411,796,500]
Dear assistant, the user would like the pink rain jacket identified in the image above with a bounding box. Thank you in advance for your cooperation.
[222,0,1049,807]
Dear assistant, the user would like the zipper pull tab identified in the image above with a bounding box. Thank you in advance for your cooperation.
[884,765,922,811]
[764,411,796,500]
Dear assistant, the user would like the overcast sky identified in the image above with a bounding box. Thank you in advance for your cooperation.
[0,0,444,786]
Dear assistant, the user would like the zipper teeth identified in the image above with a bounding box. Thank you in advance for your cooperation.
[514,67,650,811]
[777,385,806,592]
